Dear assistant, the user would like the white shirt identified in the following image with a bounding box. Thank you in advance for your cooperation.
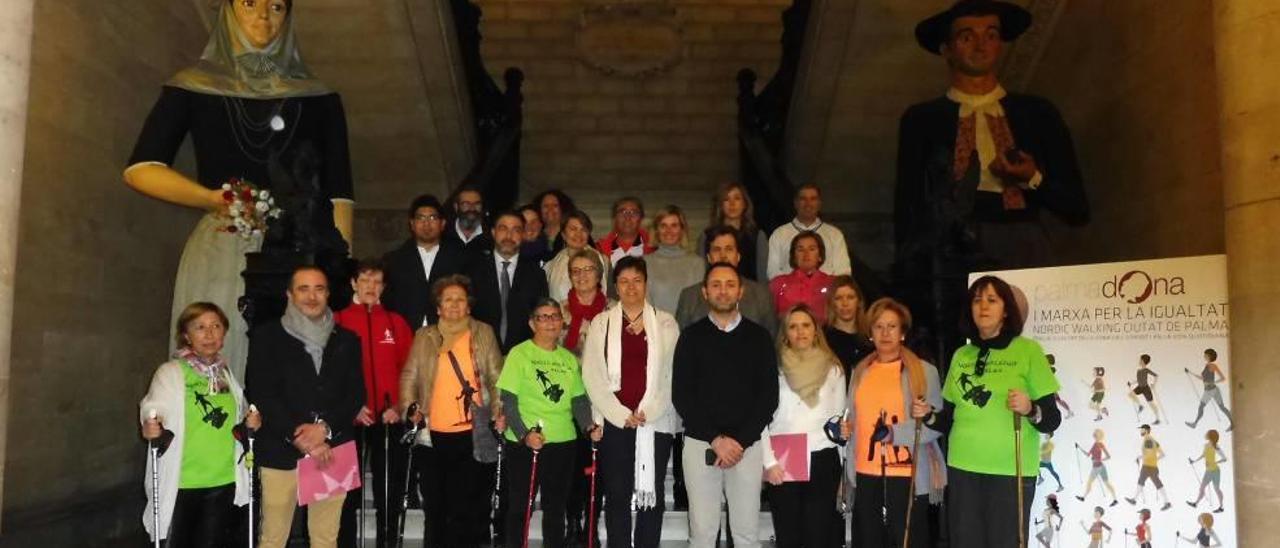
[455,221,484,244]
[946,85,1043,194]
[766,218,852,279]
[761,366,847,469]
[416,243,441,326]
[494,250,519,284]
[708,311,742,333]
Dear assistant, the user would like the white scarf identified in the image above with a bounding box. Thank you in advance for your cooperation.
[947,84,1008,193]
[604,302,664,509]
[633,423,657,510]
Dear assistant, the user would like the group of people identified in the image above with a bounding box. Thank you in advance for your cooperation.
[139,182,1064,548]
[128,0,1094,547]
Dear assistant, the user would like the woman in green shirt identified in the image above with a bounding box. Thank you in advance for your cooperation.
[138,302,260,546]
[912,275,1063,548]
[498,298,597,548]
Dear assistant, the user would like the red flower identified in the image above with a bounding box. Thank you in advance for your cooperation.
[222,190,235,202]
[226,225,239,233]
[240,189,254,201]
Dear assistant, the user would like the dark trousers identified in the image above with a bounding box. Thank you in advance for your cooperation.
[767,448,841,548]
[339,423,409,548]
[566,436,604,546]
[166,483,235,548]
[947,466,1036,548]
[850,472,930,548]
[599,423,672,548]
[504,440,576,548]
[418,430,486,548]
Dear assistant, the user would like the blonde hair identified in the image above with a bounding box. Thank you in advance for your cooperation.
[827,275,868,333]
[175,302,229,348]
[650,204,690,250]
[865,297,913,334]
[777,304,839,367]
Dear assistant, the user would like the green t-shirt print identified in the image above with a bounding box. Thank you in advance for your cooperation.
[497,340,586,444]
[179,362,237,489]
[942,336,1059,477]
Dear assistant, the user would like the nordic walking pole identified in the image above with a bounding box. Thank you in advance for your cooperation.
[902,413,924,548]
[523,421,545,548]
[1014,412,1026,548]
[247,404,258,548]
[148,409,161,548]
[383,394,392,547]
[587,440,599,548]
[397,402,421,548]
[492,439,504,547]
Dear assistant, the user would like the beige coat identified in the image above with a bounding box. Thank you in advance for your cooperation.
[399,318,504,419]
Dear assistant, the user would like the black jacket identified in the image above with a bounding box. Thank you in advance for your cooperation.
[381,238,466,329]
[444,222,494,257]
[463,248,549,354]
[245,320,365,470]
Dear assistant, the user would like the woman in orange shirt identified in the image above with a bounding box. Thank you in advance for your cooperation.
[841,298,945,548]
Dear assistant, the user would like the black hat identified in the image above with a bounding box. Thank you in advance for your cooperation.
[915,0,1032,55]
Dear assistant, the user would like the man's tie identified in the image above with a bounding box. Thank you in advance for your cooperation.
[499,260,511,343]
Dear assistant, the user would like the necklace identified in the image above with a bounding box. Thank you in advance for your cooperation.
[623,308,645,335]
[222,96,303,164]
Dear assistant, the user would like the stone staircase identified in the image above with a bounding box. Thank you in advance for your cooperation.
[355,456,802,545]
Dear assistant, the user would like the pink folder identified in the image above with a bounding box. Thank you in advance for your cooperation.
[297,440,361,506]
[769,433,809,482]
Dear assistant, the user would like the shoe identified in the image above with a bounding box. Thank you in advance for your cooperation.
[1110,499,1119,507]
[1214,506,1224,513]
[1154,419,1161,425]
[1038,477,1045,485]
[1057,485,1064,493]
[1076,495,1086,502]
[1094,416,1103,422]
[1162,503,1172,511]
[1187,500,1197,508]
[1185,421,1197,428]
[1103,408,1110,416]
[1125,497,1136,505]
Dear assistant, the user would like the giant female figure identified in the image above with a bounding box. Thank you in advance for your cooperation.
[124,0,354,381]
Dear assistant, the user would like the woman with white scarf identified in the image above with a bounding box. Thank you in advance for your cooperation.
[581,256,680,548]
[139,302,260,546]
[761,304,847,548]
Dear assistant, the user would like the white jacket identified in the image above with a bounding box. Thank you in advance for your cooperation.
[138,360,251,542]
[580,302,680,433]
[762,365,847,469]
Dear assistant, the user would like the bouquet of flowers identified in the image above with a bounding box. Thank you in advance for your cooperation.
[217,178,282,240]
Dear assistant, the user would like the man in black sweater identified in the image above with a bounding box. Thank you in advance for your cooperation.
[247,266,365,548]
[673,262,779,548]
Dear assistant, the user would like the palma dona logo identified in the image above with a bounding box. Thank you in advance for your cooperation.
[1102,270,1185,304]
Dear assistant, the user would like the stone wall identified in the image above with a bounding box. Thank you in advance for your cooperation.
[1026,0,1225,263]
[473,0,789,222]
[1,1,206,543]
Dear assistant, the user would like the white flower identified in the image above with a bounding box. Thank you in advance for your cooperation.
[259,190,270,200]
[255,201,270,213]
[221,183,231,191]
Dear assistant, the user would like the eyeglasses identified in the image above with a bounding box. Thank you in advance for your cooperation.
[570,267,597,276]
[533,313,564,323]
[615,209,641,219]
[412,214,441,223]
[974,346,991,377]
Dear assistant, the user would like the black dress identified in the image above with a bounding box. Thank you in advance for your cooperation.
[127,86,355,382]
[824,326,874,380]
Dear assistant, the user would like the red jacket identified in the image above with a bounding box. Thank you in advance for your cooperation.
[335,303,414,413]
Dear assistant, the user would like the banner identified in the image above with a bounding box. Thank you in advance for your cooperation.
[976,255,1235,547]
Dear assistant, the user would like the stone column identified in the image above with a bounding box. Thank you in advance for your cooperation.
[0,0,35,532]
[1213,1,1280,545]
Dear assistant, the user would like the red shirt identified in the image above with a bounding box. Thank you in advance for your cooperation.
[615,328,648,411]
[335,303,414,413]
[769,269,834,323]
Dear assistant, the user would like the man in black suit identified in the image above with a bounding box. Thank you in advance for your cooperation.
[464,210,550,354]
[382,194,466,329]
[895,0,1089,362]
[444,186,494,255]
[246,265,365,548]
